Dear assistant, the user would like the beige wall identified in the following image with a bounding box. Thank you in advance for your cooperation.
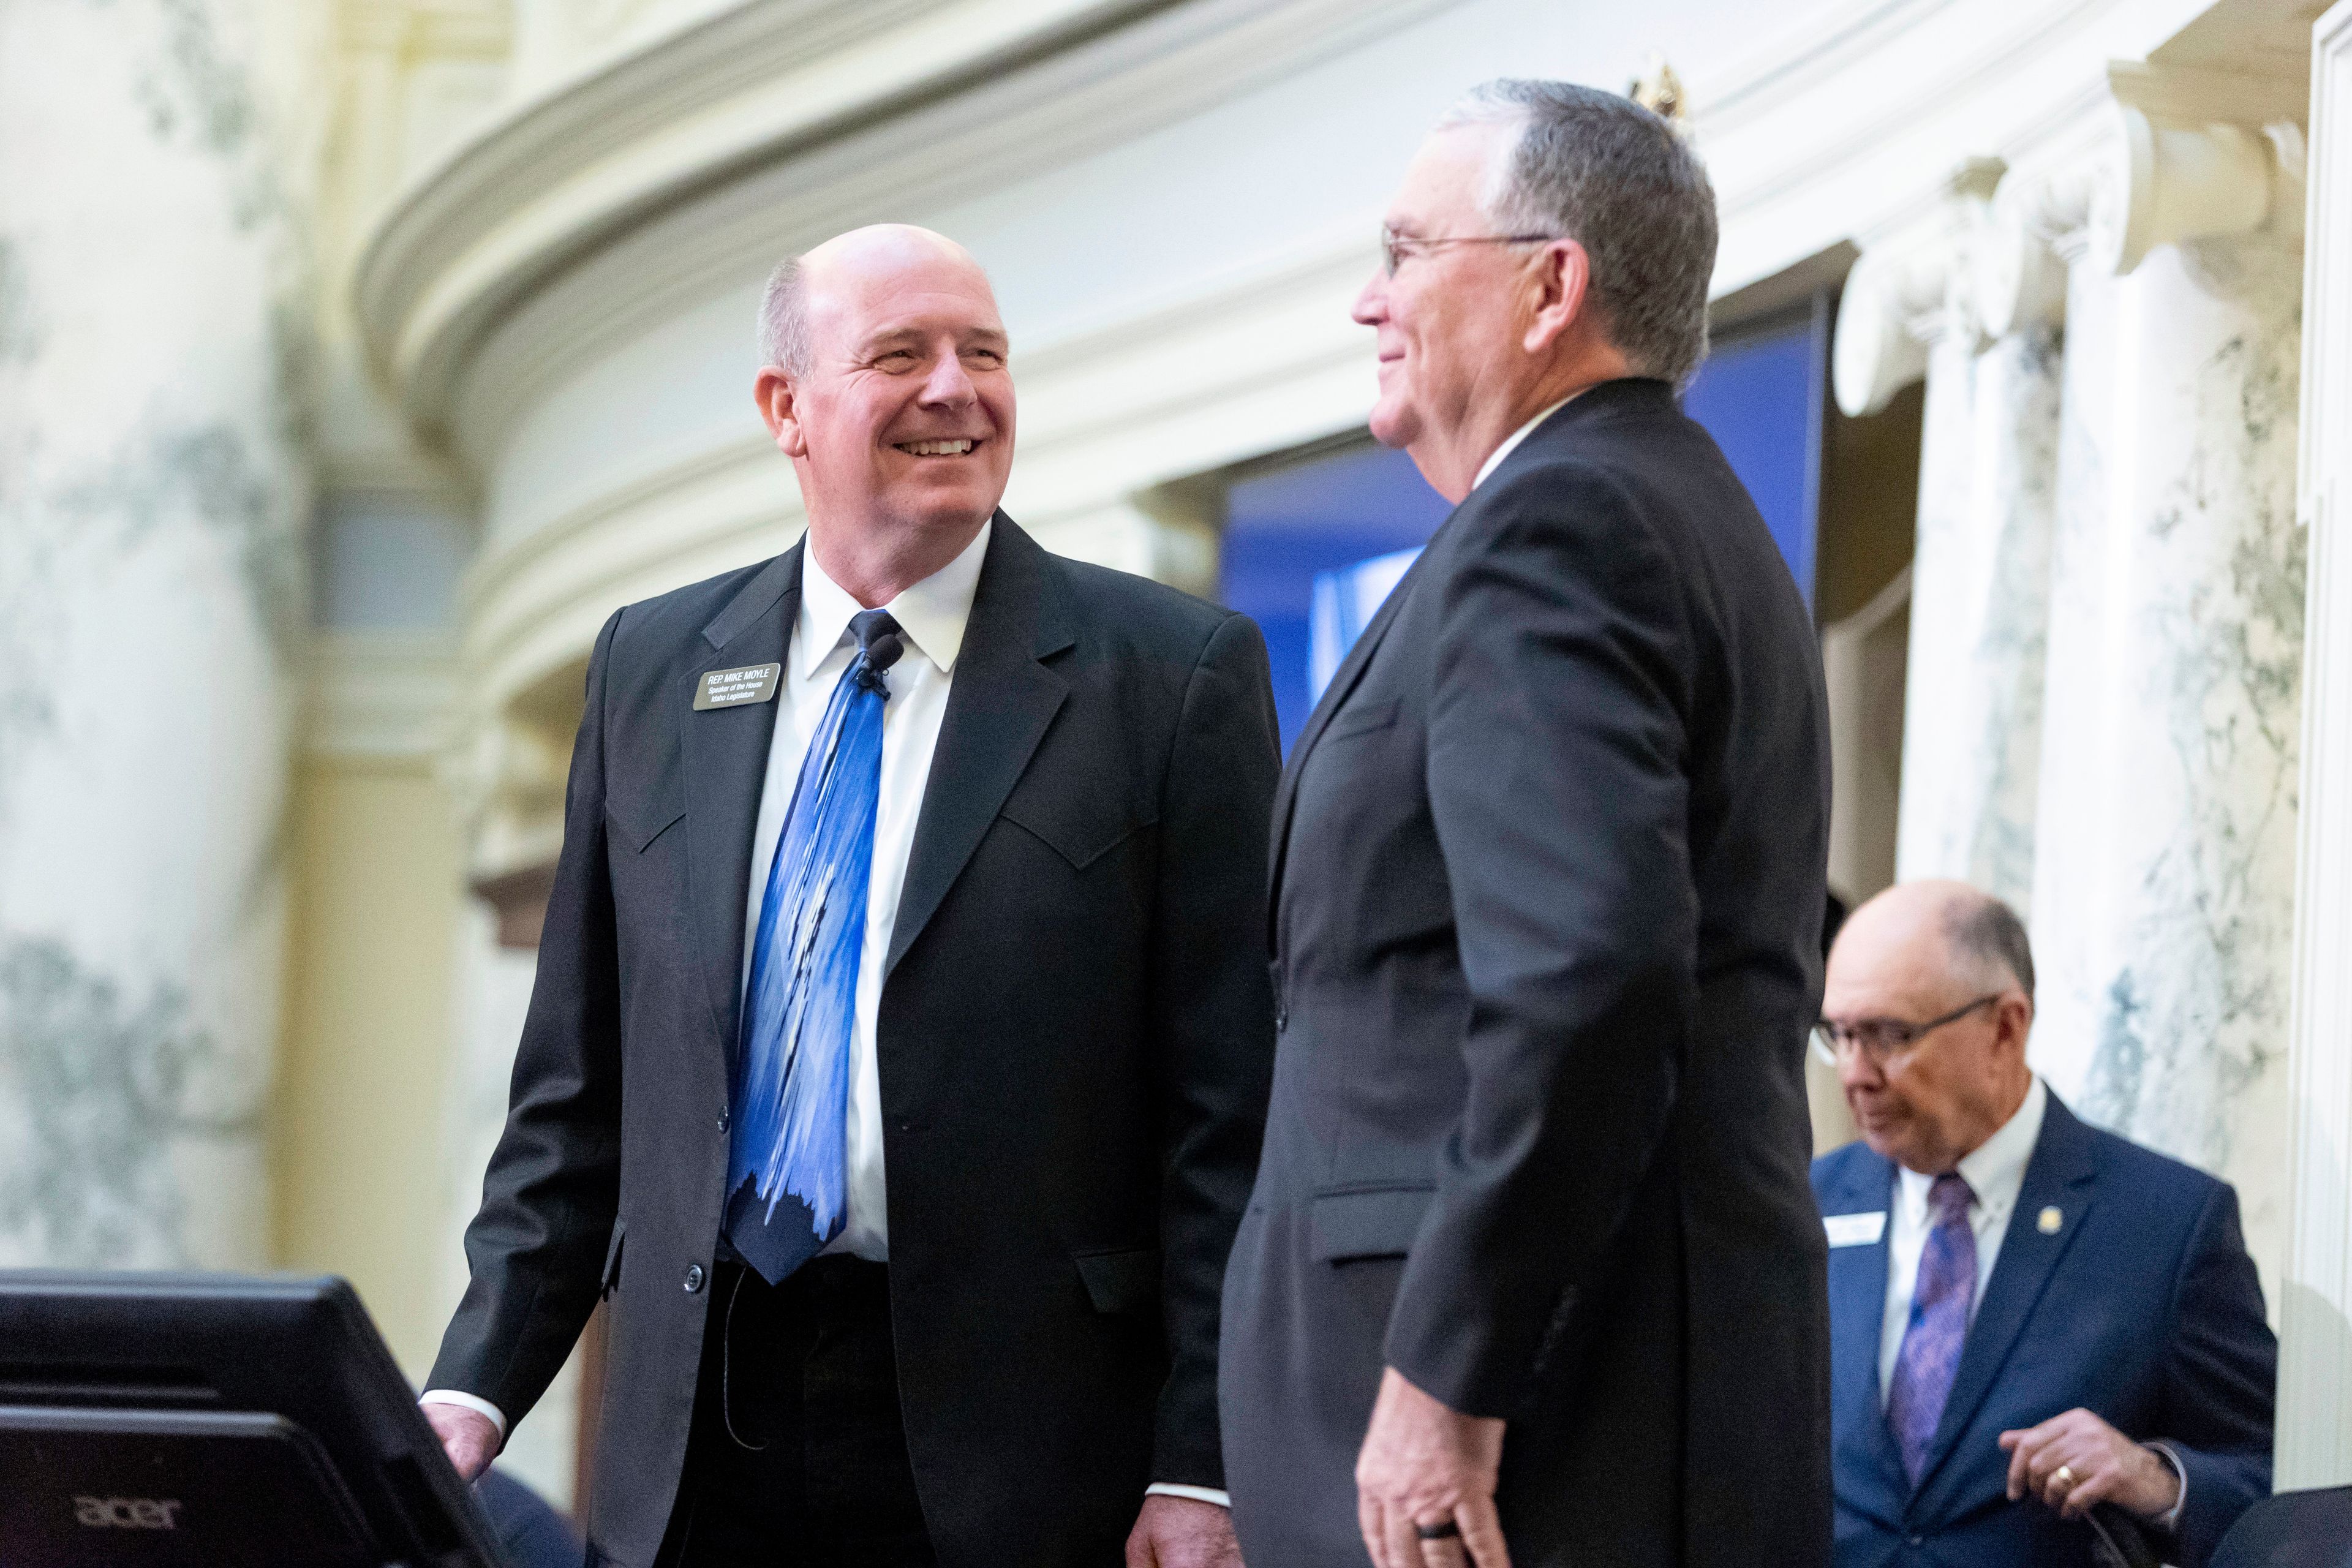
[274,756,464,1379]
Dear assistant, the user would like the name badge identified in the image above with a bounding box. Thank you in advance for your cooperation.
[694,663,782,710]
[1825,1211,1887,1248]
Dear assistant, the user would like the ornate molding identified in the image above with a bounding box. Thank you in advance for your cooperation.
[304,631,461,762]
[2091,62,2305,274]
[1831,159,2003,417]
[1691,0,2130,293]
[1836,53,2312,413]
[442,697,573,884]
[1972,164,2081,334]
[454,231,1374,717]
[355,0,1450,451]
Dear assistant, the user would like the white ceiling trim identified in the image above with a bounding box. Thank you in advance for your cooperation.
[357,0,1452,448]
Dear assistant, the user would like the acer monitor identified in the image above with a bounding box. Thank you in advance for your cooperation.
[0,1270,505,1568]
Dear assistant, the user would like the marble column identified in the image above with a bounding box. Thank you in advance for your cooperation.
[1834,160,2063,914]
[0,0,311,1267]
[2027,93,2306,1280]
[1894,330,2064,910]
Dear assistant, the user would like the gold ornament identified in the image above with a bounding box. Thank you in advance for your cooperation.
[1629,55,1688,124]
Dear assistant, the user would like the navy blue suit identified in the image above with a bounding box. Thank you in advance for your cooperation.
[1812,1093,2274,1568]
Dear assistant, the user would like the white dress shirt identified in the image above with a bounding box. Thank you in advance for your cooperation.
[1877,1076,2048,1404]
[420,526,988,1442]
[1471,393,1578,491]
[426,521,1225,1506]
[740,519,990,1262]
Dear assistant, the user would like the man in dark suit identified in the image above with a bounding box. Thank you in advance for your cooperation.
[1812,880,2275,1567]
[419,225,1275,1568]
[1220,80,1834,1568]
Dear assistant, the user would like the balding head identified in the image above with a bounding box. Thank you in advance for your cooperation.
[1833,880,2034,1004]
[758,225,991,375]
[751,224,1014,605]
[1824,881,2037,1174]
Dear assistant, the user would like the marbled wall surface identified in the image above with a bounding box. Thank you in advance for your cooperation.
[2031,229,2305,1286]
[0,0,310,1267]
[1895,323,2063,913]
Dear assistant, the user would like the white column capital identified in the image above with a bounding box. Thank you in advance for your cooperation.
[1831,159,2007,417]
[1973,159,2089,336]
[2088,62,2307,276]
[442,704,571,885]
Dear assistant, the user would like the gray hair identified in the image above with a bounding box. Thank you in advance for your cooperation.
[1944,891,2037,1001]
[755,254,812,375]
[1434,79,1717,386]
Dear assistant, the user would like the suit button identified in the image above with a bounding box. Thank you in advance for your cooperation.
[1907,1536,1924,1548]
[716,1107,729,1134]
[1275,1006,1289,1032]
[683,1264,705,1294]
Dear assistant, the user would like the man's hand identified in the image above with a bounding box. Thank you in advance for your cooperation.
[423,1402,500,1485]
[1355,1366,1510,1568]
[1125,1494,1243,1567]
[1999,1408,2180,1521]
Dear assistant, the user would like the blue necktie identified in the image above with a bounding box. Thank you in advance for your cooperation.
[722,608,904,1284]
[1888,1172,1977,1485]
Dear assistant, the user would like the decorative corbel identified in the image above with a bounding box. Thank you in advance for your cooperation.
[2089,62,2307,275]
[1831,158,2004,417]
[1973,164,2083,337]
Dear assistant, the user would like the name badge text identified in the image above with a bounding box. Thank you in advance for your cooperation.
[695,663,782,710]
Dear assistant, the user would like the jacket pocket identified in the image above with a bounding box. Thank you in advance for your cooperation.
[1310,1184,1434,1263]
[1000,791,1155,871]
[1072,1246,1161,1314]
[606,802,685,854]
[599,1219,627,1298]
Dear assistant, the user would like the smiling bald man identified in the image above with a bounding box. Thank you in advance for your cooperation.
[420,227,1277,1568]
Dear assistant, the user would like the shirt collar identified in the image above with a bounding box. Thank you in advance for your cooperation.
[1472,393,1579,492]
[1897,1075,2049,1217]
[793,518,992,682]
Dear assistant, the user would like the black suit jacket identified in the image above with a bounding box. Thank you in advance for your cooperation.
[1221,380,1834,1568]
[1814,1095,2275,1568]
[429,517,1279,1568]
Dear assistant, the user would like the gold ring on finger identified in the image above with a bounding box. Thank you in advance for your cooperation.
[2052,1464,2076,1490]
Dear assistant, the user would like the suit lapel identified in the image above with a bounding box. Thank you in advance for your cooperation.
[884,516,1070,977]
[1913,1096,2101,1500]
[680,548,800,1054]
[1824,1153,1909,1504]
[1264,541,1433,941]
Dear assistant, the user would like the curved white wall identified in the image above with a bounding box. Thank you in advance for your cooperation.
[424,0,2221,725]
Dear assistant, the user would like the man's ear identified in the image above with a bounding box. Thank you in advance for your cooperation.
[1521,238,1593,356]
[1996,992,2036,1060]
[754,366,809,458]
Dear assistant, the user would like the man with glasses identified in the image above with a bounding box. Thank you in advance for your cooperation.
[1813,881,2274,1567]
[1222,80,1834,1568]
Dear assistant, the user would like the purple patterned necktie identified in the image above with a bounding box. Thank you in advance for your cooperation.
[1888,1172,1977,1485]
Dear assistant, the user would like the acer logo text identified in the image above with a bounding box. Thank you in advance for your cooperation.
[73,1495,184,1529]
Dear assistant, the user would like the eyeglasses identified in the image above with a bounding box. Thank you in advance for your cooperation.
[1812,994,2003,1068]
[1378,224,1561,277]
